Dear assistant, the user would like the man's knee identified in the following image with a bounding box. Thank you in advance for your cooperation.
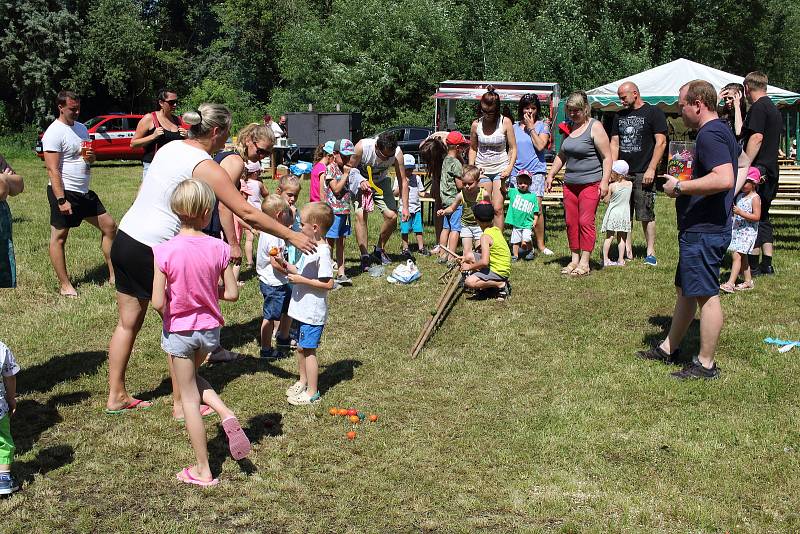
[383,209,398,222]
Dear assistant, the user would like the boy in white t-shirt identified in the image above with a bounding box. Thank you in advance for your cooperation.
[279,202,335,406]
[41,90,117,297]
[394,154,430,260]
[255,194,294,360]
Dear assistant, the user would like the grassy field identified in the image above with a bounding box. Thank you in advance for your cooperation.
[0,144,799,533]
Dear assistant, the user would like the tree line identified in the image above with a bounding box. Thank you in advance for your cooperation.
[1,0,798,134]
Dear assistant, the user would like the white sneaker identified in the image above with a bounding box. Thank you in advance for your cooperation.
[288,391,320,406]
[285,381,306,397]
[540,247,554,256]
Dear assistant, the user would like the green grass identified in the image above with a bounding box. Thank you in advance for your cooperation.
[1,148,799,532]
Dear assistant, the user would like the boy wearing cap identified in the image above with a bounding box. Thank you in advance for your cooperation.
[393,154,429,259]
[460,202,512,300]
[324,139,355,286]
[437,131,469,262]
[504,171,540,261]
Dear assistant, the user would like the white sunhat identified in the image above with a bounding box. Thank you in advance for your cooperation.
[612,160,629,176]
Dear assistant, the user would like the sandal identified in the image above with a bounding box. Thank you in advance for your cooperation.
[205,348,245,364]
[174,404,217,422]
[719,282,735,294]
[104,398,153,415]
[560,263,578,275]
[570,265,591,277]
[176,467,219,487]
[221,416,251,460]
[734,280,754,291]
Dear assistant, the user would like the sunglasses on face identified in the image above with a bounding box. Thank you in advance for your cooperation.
[253,143,270,157]
[162,99,178,106]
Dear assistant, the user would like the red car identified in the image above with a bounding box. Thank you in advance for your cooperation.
[36,113,145,161]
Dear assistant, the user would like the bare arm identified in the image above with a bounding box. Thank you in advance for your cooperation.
[130,114,161,149]
[643,133,667,185]
[610,135,620,161]
[437,193,463,215]
[502,117,517,178]
[461,233,492,271]
[593,121,612,196]
[287,273,334,290]
[3,375,15,416]
[530,123,550,152]
[744,133,763,163]
[219,263,239,301]
[468,121,478,165]
[545,153,566,192]
[668,163,735,197]
[394,148,410,219]
[151,261,167,316]
[193,160,315,254]
[733,150,752,195]
[0,163,24,200]
[733,194,761,221]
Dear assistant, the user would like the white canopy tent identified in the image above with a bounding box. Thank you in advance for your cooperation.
[586,58,800,112]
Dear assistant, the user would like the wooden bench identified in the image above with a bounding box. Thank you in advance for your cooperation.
[772,166,800,216]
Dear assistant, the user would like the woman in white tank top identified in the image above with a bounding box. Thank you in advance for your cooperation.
[106,103,315,415]
[469,87,517,228]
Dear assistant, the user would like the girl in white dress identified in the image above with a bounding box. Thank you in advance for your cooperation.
[601,160,633,266]
[720,167,762,292]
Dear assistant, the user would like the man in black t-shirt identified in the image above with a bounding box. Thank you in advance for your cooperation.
[611,82,668,266]
[638,80,746,380]
[742,71,782,275]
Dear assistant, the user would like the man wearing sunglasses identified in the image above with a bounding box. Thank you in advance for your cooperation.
[349,132,410,270]
[131,89,188,179]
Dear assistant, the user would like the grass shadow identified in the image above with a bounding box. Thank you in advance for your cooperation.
[12,391,89,456]
[13,445,75,488]
[219,317,261,350]
[17,352,105,395]
[643,315,699,356]
[207,412,283,476]
[318,358,362,395]
[73,262,111,288]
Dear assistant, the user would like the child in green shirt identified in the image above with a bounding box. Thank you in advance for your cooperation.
[505,171,540,261]
[460,202,512,300]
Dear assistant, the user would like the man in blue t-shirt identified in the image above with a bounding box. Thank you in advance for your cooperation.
[637,80,744,380]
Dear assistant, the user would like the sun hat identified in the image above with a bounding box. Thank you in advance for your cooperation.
[445,131,469,146]
[403,154,416,168]
[323,140,335,155]
[245,160,261,173]
[746,166,763,184]
[334,139,355,156]
[611,160,630,176]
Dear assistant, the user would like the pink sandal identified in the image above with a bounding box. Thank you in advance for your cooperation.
[734,280,754,291]
[719,282,735,294]
[176,467,219,487]
[222,417,251,460]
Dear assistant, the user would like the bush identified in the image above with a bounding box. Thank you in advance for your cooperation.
[183,79,265,134]
[0,123,41,160]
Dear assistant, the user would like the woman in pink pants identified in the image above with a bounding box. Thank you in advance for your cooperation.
[546,92,611,276]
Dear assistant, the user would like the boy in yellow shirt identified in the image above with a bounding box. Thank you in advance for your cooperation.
[460,202,512,300]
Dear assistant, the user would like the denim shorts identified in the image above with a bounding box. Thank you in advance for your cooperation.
[260,281,291,321]
[674,231,730,297]
[296,322,324,349]
[479,172,499,185]
[161,328,221,358]
[400,211,423,234]
[442,205,463,232]
[325,213,351,239]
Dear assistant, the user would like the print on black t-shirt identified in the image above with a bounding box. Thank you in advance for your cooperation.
[611,103,668,174]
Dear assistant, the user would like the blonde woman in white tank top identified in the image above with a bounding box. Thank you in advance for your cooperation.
[469,88,517,228]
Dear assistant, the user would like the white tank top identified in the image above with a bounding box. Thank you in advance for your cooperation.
[119,141,212,246]
[358,138,398,181]
[475,117,509,175]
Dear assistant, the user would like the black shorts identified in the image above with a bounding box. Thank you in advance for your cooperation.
[47,186,107,229]
[629,173,656,222]
[111,230,154,300]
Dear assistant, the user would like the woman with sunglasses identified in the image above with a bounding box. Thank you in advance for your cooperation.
[131,89,188,179]
[469,86,517,228]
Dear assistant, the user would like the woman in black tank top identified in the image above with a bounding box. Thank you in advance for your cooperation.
[131,89,187,176]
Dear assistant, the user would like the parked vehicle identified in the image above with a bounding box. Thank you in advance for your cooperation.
[35,113,145,161]
[372,126,434,157]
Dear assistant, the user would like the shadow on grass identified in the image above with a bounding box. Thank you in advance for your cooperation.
[643,315,699,355]
[14,445,75,488]
[73,262,112,288]
[238,267,258,284]
[207,412,283,476]
[319,358,362,395]
[17,352,105,395]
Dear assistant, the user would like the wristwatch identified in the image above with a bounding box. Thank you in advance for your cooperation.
[674,181,683,196]
[57,197,67,205]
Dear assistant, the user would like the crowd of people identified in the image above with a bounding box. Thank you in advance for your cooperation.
[0,70,788,491]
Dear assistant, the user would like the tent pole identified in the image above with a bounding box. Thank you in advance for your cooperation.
[796,107,799,164]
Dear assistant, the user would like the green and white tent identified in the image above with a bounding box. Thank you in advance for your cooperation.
[586,58,800,112]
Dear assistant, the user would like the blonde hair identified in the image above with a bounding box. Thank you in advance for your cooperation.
[301,202,334,233]
[565,91,590,114]
[170,179,216,227]
[278,174,301,192]
[234,122,275,159]
[182,103,232,139]
[461,164,481,183]
[261,193,289,217]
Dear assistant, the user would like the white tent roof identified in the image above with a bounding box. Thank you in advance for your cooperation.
[586,58,800,111]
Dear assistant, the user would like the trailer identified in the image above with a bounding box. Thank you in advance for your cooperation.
[285,112,363,161]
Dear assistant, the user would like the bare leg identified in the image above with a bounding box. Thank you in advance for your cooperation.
[378,210,398,250]
[244,229,255,266]
[616,232,626,265]
[462,237,474,263]
[491,181,504,229]
[660,288,697,355]
[277,314,292,340]
[303,349,319,397]
[106,292,148,410]
[696,295,723,368]
[415,232,425,251]
[602,231,613,264]
[577,250,592,271]
[335,237,345,277]
[172,355,213,482]
[512,242,520,259]
[85,213,117,284]
[643,220,656,257]
[625,230,634,260]
[741,254,752,284]
[354,209,369,256]
[726,252,742,286]
[261,319,275,349]
[49,226,76,295]
[438,227,450,260]
[464,274,505,291]
[295,347,307,387]
[535,197,546,251]
[447,230,460,258]
[401,233,410,251]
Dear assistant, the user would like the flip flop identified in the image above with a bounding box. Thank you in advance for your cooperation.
[176,467,219,487]
[560,263,578,275]
[570,266,591,277]
[221,416,251,460]
[204,348,245,364]
[174,404,217,423]
[104,398,153,415]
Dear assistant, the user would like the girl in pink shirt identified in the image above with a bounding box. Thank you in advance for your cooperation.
[152,179,251,487]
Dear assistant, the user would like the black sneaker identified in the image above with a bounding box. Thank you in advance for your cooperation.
[360,254,372,272]
[418,247,432,257]
[374,246,391,265]
[750,266,762,276]
[760,264,775,275]
[636,345,682,365]
[671,357,720,380]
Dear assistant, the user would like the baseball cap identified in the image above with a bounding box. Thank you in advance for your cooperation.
[472,201,494,223]
[403,154,416,168]
[612,160,629,176]
[323,140,335,155]
[334,139,355,156]
[446,131,469,146]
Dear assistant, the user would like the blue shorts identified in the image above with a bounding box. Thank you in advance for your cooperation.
[161,328,221,359]
[442,205,463,232]
[400,211,423,234]
[325,213,351,239]
[674,231,730,298]
[479,172,500,184]
[295,322,324,349]
[260,281,291,321]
